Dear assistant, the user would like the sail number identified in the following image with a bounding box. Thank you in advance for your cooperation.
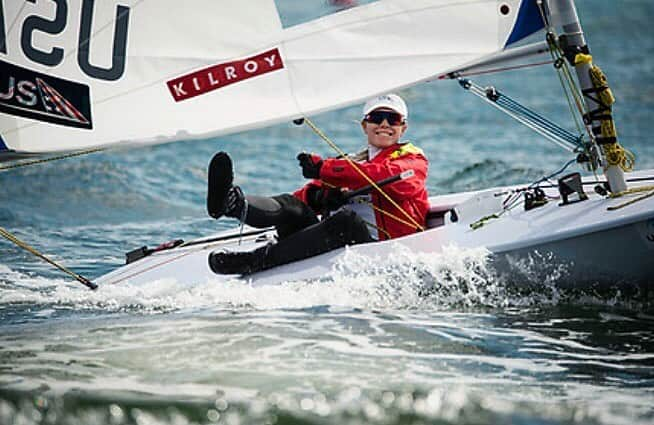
[0,0,130,81]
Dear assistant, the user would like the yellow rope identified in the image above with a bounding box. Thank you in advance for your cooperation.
[607,189,654,211]
[360,217,392,240]
[0,227,97,289]
[470,214,501,230]
[0,147,106,171]
[361,199,415,236]
[303,117,424,232]
[602,143,635,172]
[562,55,588,120]
[546,34,598,178]
[0,146,105,288]
[608,184,654,199]
[468,190,528,230]
[314,184,393,237]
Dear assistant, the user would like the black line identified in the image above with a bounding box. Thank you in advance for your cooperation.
[179,227,274,248]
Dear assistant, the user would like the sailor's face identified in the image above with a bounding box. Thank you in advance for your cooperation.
[362,108,407,149]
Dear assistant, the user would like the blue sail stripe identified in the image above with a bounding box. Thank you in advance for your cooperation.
[505,0,546,47]
[0,135,8,151]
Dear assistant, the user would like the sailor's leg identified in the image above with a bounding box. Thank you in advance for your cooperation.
[220,192,319,237]
[209,210,374,275]
[264,209,374,266]
[207,152,318,236]
[248,194,319,239]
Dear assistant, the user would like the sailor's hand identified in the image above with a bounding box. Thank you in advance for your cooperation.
[306,186,346,212]
[322,187,347,210]
[297,152,323,179]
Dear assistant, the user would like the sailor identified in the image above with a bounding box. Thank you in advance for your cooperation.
[207,93,429,275]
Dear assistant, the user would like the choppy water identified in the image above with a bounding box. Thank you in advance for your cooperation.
[1,1,654,424]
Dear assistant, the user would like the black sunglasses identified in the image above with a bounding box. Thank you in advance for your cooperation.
[364,110,405,126]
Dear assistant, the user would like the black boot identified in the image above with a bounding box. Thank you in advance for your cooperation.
[209,245,269,275]
[208,210,373,276]
[207,152,245,219]
[224,186,246,219]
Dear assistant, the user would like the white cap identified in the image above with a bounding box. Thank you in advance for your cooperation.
[362,93,408,119]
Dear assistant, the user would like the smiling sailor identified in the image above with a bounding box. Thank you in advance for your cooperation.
[207,93,429,275]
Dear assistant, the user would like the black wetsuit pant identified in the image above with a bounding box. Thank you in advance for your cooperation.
[244,194,319,239]
[224,194,374,273]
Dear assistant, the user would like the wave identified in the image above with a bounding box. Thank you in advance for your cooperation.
[1,244,649,319]
[0,382,649,425]
[435,159,546,193]
[0,151,201,228]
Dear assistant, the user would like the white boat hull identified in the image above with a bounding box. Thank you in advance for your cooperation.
[96,170,654,290]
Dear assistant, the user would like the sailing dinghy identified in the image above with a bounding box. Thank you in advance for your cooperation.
[1,0,652,289]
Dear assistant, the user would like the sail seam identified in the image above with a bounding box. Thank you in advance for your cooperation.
[119,51,483,62]
[4,1,29,47]
[61,0,147,63]
[277,42,305,119]
[273,52,485,62]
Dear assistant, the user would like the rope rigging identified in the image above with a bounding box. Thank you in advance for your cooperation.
[456,0,636,191]
[0,227,97,290]
[458,78,585,154]
[0,147,106,172]
[0,149,104,289]
[0,147,104,288]
[468,158,578,230]
[537,0,635,177]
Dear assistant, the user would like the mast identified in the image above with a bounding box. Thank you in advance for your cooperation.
[549,0,628,193]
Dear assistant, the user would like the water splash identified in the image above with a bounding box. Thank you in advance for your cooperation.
[0,246,500,314]
[1,244,648,318]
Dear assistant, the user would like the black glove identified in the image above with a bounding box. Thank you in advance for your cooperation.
[306,186,347,212]
[322,187,347,210]
[297,152,323,179]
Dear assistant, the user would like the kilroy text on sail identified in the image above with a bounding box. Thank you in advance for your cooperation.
[166,48,284,102]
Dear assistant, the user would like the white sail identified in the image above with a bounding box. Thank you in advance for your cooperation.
[439,41,551,78]
[0,0,544,156]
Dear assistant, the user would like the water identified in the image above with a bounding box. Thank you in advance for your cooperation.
[1,1,654,424]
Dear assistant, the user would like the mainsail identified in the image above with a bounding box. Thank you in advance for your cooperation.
[0,0,544,157]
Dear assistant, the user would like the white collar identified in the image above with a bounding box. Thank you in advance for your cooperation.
[368,145,383,160]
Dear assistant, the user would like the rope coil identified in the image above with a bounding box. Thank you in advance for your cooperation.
[602,143,635,171]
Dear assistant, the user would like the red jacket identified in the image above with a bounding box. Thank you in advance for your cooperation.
[294,142,429,240]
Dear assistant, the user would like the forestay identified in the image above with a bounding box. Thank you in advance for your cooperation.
[0,0,544,156]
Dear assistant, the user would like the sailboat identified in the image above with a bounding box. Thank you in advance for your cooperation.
[1,0,652,289]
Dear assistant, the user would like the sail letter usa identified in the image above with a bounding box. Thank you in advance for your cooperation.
[166,48,284,102]
[1,0,130,81]
[0,59,92,129]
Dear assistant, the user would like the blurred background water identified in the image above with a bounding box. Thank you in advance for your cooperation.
[1,1,653,424]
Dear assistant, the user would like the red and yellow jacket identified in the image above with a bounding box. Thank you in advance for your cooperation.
[293,142,429,240]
